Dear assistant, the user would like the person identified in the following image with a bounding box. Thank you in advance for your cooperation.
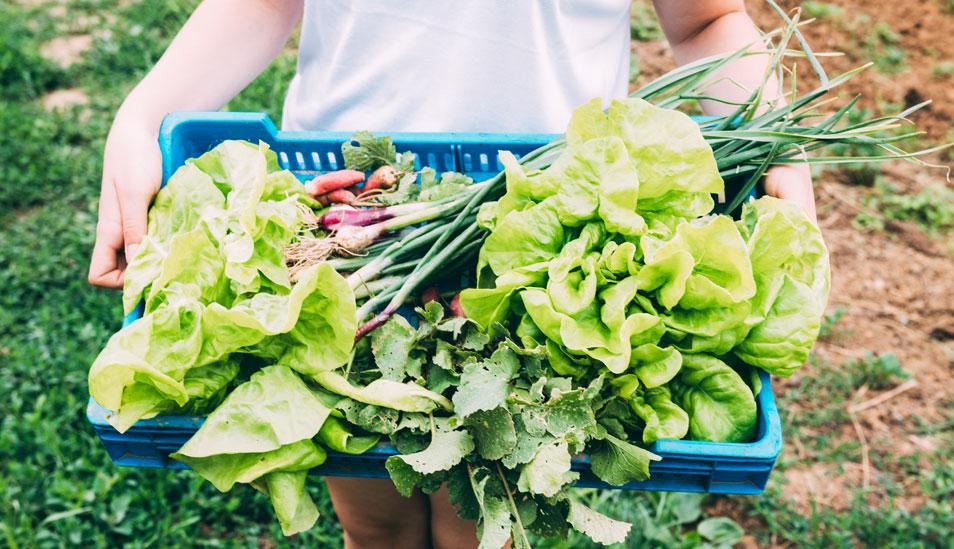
[88,1,816,547]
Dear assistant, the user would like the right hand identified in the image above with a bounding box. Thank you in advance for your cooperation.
[88,111,162,288]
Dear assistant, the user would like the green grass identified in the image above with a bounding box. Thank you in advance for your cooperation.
[931,61,954,79]
[854,179,954,236]
[818,306,847,339]
[774,352,910,463]
[533,491,743,549]
[745,483,953,548]
[864,22,908,75]
[801,1,845,18]
[1,1,950,547]
[630,0,662,42]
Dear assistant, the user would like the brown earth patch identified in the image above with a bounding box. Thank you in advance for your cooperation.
[749,0,954,143]
[40,88,89,111]
[39,34,92,68]
[631,1,954,143]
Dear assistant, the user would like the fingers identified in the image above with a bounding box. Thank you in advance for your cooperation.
[116,178,153,262]
[88,180,126,288]
[764,164,817,222]
[114,149,160,261]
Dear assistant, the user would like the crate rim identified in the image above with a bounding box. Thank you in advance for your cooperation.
[87,368,781,461]
[159,110,563,182]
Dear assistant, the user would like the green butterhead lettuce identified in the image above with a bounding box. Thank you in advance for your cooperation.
[174,365,331,458]
[312,371,453,413]
[631,385,690,444]
[122,163,227,315]
[172,365,332,536]
[734,197,831,376]
[90,141,354,431]
[672,354,757,443]
[638,215,756,310]
[566,97,723,208]
[258,470,322,536]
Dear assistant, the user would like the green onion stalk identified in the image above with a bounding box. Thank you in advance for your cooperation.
[343,6,948,338]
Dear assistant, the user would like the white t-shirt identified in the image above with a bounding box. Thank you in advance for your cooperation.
[282,0,631,133]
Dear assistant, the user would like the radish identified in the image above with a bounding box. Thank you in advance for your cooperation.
[320,201,430,230]
[421,286,439,305]
[450,292,466,317]
[304,169,365,197]
[327,189,357,204]
[366,165,400,191]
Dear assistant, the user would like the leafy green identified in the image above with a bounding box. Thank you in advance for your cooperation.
[175,365,330,458]
[672,355,757,443]
[469,470,514,549]
[171,366,332,535]
[419,168,474,201]
[589,434,660,486]
[517,441,579,497]
[565,498,632,545]
[340,131,397,171]
[316,416,380,455]
[567,98,723,198]
[313,371,452,413]
[386,427,474,479]
[452,346,520,417]
[259,471,322,536]
[465,407,518,461]
[734,197,831,376]
[630,385,690,444]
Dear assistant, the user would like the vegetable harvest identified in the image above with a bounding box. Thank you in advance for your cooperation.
[88,17,943,544]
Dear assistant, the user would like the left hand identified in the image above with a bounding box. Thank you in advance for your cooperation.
[763,163,816,222]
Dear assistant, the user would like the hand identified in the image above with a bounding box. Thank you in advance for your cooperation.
[763,162,816,222]
[88,111,162,288]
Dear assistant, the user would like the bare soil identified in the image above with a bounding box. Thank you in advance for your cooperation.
[784,164,953,512]
[633,0,954,143]
[39,34,92,68]
[40,88,88,111]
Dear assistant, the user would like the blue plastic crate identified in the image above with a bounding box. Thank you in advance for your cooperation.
[87,111,782,495]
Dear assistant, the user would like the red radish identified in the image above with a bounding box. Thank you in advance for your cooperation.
[327,189,357,204]
[366,165,400,191]
[421,286,439,305]
[304,169,365,197]
[450,292,466,317]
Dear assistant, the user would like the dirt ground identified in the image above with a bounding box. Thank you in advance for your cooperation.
[634,0,954,142]
[789,164,952,508]
[751,0,954,142]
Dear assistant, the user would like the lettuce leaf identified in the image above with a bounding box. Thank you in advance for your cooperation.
[90,141,354,431]
[171,365,332,536]
[565,97,723,212]
[734,197,831,376]
[672,354,756,443]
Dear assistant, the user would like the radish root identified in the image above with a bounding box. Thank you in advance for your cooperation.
[285,225,382,281]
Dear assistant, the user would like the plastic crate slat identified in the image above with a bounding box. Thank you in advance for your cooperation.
[88,112,782,496]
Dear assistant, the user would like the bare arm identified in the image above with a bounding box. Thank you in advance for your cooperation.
[90,0,303,287]
[653,1,816,219]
